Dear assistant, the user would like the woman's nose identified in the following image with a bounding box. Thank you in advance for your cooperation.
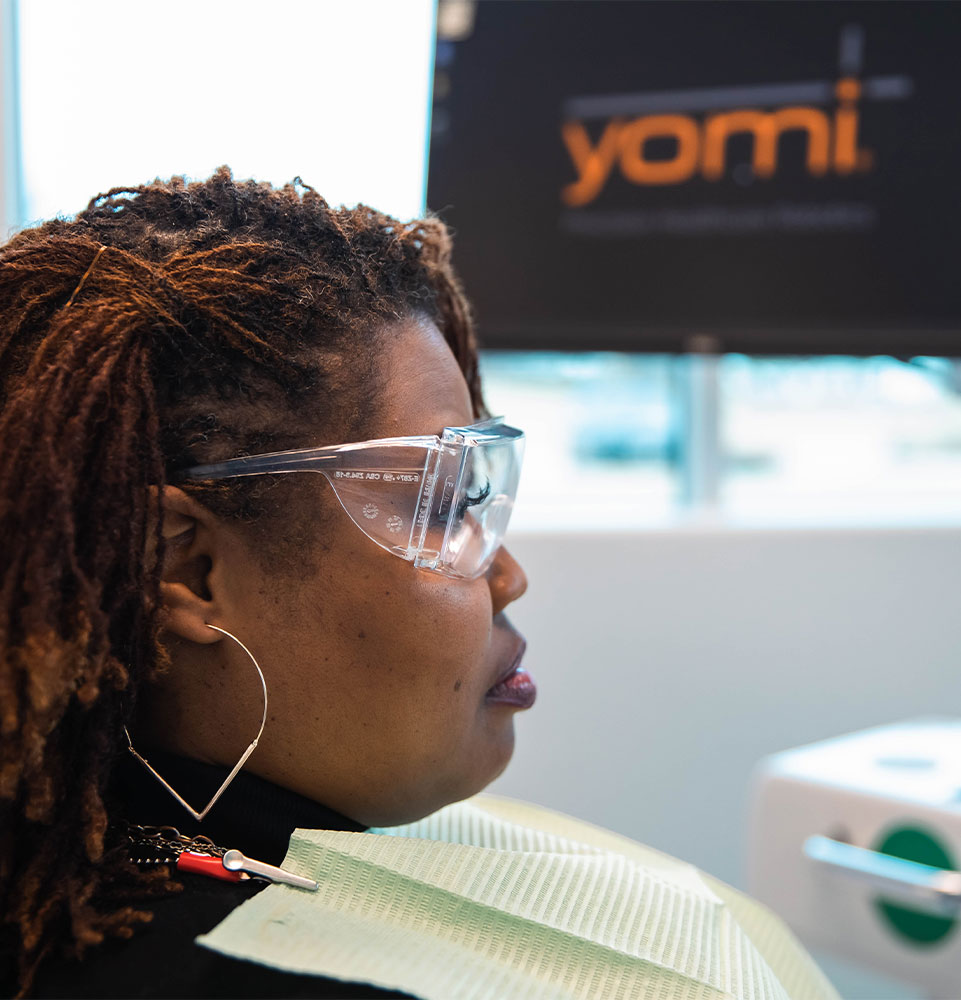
[487,546,528,614]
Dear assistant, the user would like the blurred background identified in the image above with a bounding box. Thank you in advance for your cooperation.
[4,2,961,995]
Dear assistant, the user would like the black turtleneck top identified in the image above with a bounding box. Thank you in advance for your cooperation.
[32,752,415,999]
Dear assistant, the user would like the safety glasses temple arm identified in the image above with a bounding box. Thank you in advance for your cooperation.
[178,455,431,483]
[174,423,520,482]
[177,451,344,481]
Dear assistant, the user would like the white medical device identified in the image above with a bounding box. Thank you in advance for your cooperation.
[749,719,961,999]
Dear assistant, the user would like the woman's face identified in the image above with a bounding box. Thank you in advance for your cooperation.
[153,318,532,826]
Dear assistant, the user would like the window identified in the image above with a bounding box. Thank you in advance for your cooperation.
[481,352,678,530]
[482,353,961,529]
[720,356,961,524]
[16,0,433,225]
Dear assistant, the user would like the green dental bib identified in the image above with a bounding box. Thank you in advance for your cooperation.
[197,795,837,1000]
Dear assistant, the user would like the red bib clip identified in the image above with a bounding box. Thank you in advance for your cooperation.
[176,851,246,882]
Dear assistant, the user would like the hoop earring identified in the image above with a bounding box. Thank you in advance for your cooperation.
[123,624,268,823]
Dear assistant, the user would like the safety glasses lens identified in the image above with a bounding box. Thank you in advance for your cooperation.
[442,436,522,578]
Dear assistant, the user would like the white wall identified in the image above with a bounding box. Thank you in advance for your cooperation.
[491,526,961,891]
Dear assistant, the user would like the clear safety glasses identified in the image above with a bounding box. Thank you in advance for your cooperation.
[178,418,524,580]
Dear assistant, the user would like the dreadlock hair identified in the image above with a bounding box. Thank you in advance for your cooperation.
[0,166,482,996]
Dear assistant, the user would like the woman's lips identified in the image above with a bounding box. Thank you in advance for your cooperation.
[485,668,536,709]
[485,643,536,709]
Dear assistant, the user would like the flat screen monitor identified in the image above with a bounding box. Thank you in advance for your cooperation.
[427,0,961,354]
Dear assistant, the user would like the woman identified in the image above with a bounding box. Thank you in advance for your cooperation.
[1,169,836,1000]
[0,168,531,997]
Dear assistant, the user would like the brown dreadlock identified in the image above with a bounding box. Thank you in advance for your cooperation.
[0,166,481,996]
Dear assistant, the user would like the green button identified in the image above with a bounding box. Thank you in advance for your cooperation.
[872,825,958,947]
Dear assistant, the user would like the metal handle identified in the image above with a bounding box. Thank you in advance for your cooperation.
[222,849,318,891]
[804,835,961,916]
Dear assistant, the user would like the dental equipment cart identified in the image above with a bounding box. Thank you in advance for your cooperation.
[749,719,961,999]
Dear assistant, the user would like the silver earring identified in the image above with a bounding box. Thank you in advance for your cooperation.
[123,624,268,822]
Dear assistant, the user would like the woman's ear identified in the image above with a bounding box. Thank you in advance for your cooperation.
[157,486,221,645]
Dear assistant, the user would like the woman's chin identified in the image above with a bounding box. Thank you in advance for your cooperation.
[353,732,517,828]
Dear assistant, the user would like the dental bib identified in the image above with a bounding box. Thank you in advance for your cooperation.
[197,795,838,1000]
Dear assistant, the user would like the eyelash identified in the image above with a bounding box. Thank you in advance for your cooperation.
[457,480,491,517]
